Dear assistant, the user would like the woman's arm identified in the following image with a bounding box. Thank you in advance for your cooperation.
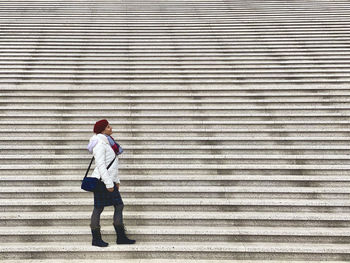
[93,143,114,189]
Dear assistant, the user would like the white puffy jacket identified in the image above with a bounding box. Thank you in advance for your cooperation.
[87,133,120,188]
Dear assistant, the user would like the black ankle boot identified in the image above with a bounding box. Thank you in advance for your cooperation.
[91,227,109,247]
[114,224,136,244]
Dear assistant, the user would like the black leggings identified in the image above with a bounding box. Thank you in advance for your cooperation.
[90,204,124,229]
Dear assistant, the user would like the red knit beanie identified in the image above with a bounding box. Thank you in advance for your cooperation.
[94,119,109,134]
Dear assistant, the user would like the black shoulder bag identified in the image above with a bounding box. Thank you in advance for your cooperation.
[81,156,116,192]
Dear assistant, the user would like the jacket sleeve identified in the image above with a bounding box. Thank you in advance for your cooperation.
[114,162,120,184]
[93,143,114,188]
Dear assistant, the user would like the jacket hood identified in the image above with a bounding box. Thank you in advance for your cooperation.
[87,134,108,153]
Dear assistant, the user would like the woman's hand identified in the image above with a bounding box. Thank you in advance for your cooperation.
[107,183,120,192]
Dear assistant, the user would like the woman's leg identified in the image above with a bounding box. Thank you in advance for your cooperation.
[90,206,108,247]
[113,203,136,244]
[90,206,104,229]
[113,204,124,226]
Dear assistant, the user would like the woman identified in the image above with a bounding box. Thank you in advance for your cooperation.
[87,119,136,247]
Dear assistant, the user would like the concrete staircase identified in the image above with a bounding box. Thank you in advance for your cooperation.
[0,0,350,261]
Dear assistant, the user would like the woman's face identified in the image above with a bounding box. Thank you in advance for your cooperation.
[102,124,113,135]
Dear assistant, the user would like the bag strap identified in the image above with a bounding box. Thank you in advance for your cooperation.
[107,156,117,169]
[84,157,95,179]
[84,155,116,179]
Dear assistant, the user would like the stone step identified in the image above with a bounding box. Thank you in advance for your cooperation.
[1,79,349,85]
[2,186,350,194]
[0,44,347,51]
[2,89,348,95]
[3,128,350,132]
[1,14,350,18]
[1,27,349,31]
[1,145,348,156]
[1,154,349,160]
[1,241,350,260]
[1,132,347,138]
[1,55,349,60]
[3,70,350,76]
[0,140,348,147]
[1,48,349,53]
[0,110,347,118]
[0,3,346,6]
[1,47,349,53]
[1,160,347,166]
[0,78,350,84]
[1,164,348,171]
[1,9,295,11]
[2,35,350,40]
[1,173,349,187]
[0,16,348,21]
[2,128,348,135]
[2,118,344,124]
[1,225,350,243]
[2,7,346,10]
[0,36,348,43]
[2,130,349,138]
[2,19,349,24]
[2,105,349,110]
[1,3,346,7]
[1,38,349,43]
[3,119,345,124]
[1,186,349,199]
[0,78,350,85]
[1,129,349,138]
[1,72,350,78]
[1,62,347,67]
[2,211,349,227]
[2,34,348,39]
[0,120,347,125]
[1,146,348,157]
[6,6,346,10]
[2,204,349,213]
[4,69,350,75]
[1,119,347,124]
[1,48,350,52]
[0,260,284,263]
[3,25,349,30]
[7,182,350,189]
[1,174,349,182]
[1,185,349,199]
[0,160,350,166]
[0,3,340,6]
[1,15,348,20]
[0,156,348,166]
[0,119,348,124]
[2,125,348,132]
[0,260,327,263]
[0,33,347,38]
[2,98,350,103]
[0,82,348,88]
[9,224,350,239]
[0,112,348,117]
[1,198,349,207]
[0,136,349,141]
[1,178,348,188]
[2,64,350,69]
[3,211,348,221]
[10,7,346,10]
[2,11,349,15]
